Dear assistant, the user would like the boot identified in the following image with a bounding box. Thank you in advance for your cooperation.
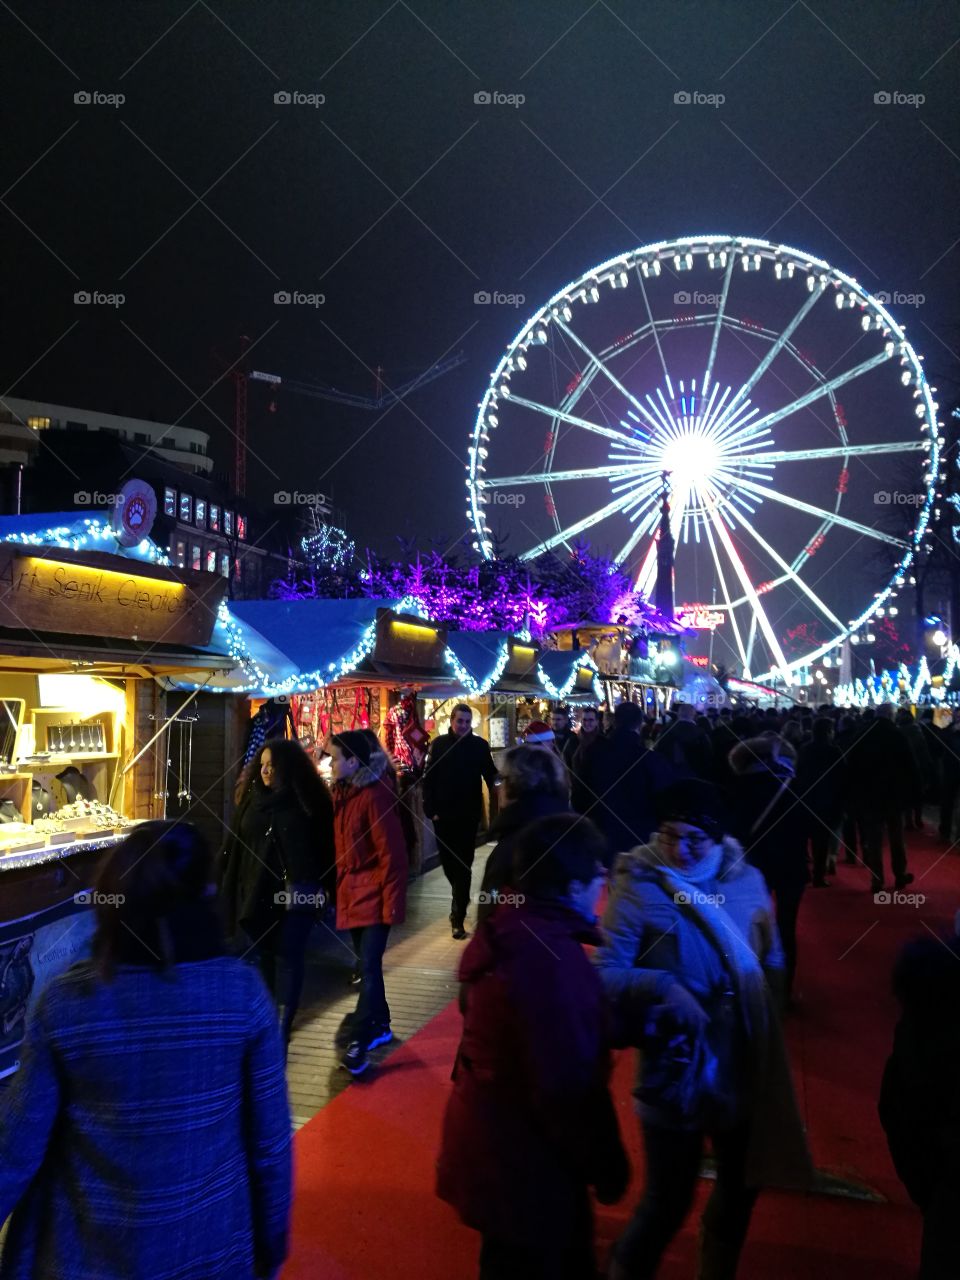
[697,1224,745,1280]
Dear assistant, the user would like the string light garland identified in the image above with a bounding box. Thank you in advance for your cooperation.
[1,518,170,565]
[444,640,511,697]
[538,651,604,703]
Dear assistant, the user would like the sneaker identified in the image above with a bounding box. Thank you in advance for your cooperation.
[451,923,468,940]
[367,1023,393,1050]
[341,1040,369,1075]
[895,873,915,889]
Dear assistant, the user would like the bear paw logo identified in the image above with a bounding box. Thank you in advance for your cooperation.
[125,495,148,531]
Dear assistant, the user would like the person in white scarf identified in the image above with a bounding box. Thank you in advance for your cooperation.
[598,780,813,1280]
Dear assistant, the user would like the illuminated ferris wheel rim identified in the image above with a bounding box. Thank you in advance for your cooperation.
[465,235,943,684]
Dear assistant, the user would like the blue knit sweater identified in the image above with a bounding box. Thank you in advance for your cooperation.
[0,957,291,1280]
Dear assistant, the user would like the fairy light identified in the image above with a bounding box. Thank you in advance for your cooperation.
[444,640,511,696]
[1,517,170,565]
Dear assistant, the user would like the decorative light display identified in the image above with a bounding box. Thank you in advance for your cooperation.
[301,524,355,570]
[218,594,433,696]
[444,640,511,696]
[538,650,605,703]
[2,518,170,565]
[466,234,941,686]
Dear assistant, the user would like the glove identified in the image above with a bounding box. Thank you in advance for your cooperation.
[662,982,709,1033]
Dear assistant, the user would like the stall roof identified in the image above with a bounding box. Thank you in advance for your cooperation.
[538,649,602,704]
[229,598,411,676]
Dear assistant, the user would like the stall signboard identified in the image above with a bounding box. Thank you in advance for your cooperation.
[0,546,225,648]
[0,894,97,1079]
[504,639,539,679]
[676,604,724,631]
[375,610,446,672]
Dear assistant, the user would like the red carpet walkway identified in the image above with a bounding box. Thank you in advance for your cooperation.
[283,831,957,1279]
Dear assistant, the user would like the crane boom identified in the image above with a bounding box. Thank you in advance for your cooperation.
[249,351,465,410]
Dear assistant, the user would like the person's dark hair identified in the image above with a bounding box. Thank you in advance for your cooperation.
[812,716,834,743]
[551,705,570,719]
[512,813,606,899]
[94,821,219,980]
[451,703,472,719]
[613,701,644,731]
[500,744,568,803]
[330,729,375,767]
[236,737,331,817]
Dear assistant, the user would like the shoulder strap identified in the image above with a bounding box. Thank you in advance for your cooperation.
[647,869,739,994]
[748,778,790,838]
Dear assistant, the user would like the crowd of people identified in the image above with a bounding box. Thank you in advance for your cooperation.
[0,695,956,1278]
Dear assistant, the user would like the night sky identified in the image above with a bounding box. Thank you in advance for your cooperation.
[3,0,959,604]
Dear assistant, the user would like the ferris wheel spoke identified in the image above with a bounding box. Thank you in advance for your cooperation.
[702,253,736,399]
[615,499,663,568]
[736,477,911,547]
[506,393,643,448]
[552,317,656,425]
[716,493,845,630]
[722,287,823,419]
[636,269,674,396]
[730,440,925,465]
[482,464,644,487]
[520,487,644,559]
[701,511,751,674]
[746,349,894,437]
[745,614,758,674]
[708,505,792,684]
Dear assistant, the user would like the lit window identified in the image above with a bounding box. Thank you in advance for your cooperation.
[224,511,234,536]
[191,545,202,572]
[163,487,176,517]
[179,493,192,523]
[175,540,186,569]
[205,548,217,573]
[209,504,220,532]
[27,416,51,431]
[236,514,247,541]
[195,498,206,528]
[219,552,230,578]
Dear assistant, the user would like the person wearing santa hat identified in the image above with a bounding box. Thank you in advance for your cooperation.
[522,720,556,747]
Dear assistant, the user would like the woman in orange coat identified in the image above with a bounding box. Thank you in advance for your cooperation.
[329,730,408,1076]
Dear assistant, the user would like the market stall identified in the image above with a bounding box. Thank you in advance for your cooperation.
[0,511,231,1077]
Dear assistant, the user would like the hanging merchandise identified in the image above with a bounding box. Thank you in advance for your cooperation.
[243,697,296,766]
[383,692,429,776]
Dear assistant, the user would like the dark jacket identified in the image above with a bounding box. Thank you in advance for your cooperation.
[655,718,714,781]
[222,781,335,941]
[727,767,809,892]
[477,791,571,923]
[0,957,291,1280]
[569,729,603,811]
[879,934,960,1207]
[576,728,677,861]
[796,739,846,831]
[845,717,914,807]
[436,900,627,1244]
[332,750,408,930]
[422,731,498,828]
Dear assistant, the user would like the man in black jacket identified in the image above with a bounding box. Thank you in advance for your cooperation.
[654,701,714,780]
[422,704,498,938]
[575,701,676,865]
[846,704,915,893]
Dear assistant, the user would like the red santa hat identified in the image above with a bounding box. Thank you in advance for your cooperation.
[523,720,555,744]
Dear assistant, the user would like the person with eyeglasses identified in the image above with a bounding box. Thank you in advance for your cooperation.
[597,780,812,1279]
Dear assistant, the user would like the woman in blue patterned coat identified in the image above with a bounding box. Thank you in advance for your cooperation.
[0,821,292,1280]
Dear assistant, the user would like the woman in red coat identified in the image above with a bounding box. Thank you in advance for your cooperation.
[329,730,408,1076]
[437,813,629,1279]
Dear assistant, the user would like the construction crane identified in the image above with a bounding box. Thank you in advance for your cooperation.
[230,350,466,496]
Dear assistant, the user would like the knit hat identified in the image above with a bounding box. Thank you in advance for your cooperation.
[523,720,555,744]
[656,779,727,842]
[330,730,374,767]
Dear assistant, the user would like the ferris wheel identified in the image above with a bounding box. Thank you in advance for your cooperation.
[466,235,943,683]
